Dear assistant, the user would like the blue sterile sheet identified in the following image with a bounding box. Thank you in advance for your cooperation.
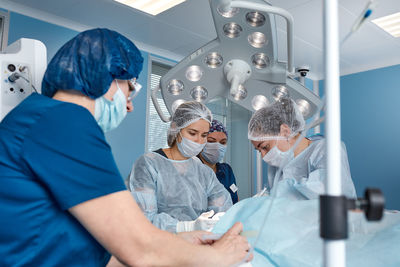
[213,197,400,267]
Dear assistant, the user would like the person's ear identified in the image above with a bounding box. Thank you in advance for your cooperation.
[280,124,292,138]
[176,131,182,143]
[103,80,118,101]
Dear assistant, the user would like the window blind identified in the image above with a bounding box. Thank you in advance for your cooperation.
[146,61,171,152]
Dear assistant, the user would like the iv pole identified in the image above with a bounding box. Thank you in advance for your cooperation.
[322,0,346,266]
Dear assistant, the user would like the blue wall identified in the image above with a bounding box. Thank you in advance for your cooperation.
[320,65,400,209]
[339,65,400,209]
[7,11,148,180]
[8,12,78,61]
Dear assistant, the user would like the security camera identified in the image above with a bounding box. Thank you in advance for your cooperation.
[296,66,310,77]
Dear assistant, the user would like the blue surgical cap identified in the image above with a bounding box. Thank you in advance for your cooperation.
[42,28,144,99]
[209,119,228,139]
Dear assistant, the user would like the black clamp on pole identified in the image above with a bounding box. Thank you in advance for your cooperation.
[320,195,348,240]
[348,188,385,221]
[320,188,385,240]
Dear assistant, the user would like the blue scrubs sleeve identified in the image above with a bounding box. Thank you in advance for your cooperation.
[216,163,239,204]
[22,104,126,210]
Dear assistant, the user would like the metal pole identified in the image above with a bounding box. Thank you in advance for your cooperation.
[313,79,321,134]
[323,0,345,266]
[256,151,263,193]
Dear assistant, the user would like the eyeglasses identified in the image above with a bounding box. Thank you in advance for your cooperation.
[127,78,142,102]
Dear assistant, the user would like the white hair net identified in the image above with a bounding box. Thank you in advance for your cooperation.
[248,97,305,141]
[167,101,213,147]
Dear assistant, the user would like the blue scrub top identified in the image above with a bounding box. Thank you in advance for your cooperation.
[0,94,126,266]
[215,163,239,204]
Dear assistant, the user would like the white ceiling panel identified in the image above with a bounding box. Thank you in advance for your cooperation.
[170,36,213,55]
[269,0,314,10]
[282,0,324,49]
[157,0,216,39]
[341,40,400,75]
[55,1,147,30]
[9,0,82,14]
[276,26,352,80]
[132,19,210,52]
[2,0,400,79]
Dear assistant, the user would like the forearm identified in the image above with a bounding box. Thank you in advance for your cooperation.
[105,230,218,267]
[106,256,124,267]
[70,191,223,267]
[136,227,222,267]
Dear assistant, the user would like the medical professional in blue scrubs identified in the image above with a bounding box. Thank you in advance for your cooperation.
[0,28,251,267]
[198,120,239,204]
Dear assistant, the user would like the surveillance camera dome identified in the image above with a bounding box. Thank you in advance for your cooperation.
[296,66,310,77]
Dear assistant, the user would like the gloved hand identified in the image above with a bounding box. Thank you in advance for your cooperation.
[176,210,226,232]
[194,210,226,232]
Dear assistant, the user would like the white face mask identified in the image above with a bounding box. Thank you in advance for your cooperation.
[177,133,206,158]
[262,145,294,167]
[201,142,227,164]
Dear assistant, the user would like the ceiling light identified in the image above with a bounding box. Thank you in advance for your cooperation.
[251,95,269,110]
[114,0,186,16]
[217,5,239,18]
[272,85,289,100]
[223,22,242,38]
[246,11,266,27]
[171,99,185,113]
[167,79,184,95]
[248,32,267,48]
[231,84,247,101]
[372,12,400,38]
[205,52,223,68]
[190,86,208,101]
[251,53,270,69]
[185,65,203,82]
[296,99,311,117]
[154,0,322,122]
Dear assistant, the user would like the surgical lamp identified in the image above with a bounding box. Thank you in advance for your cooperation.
[152,0,322,122]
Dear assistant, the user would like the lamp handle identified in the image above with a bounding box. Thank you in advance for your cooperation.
[230,1,295,74]
[151,85,171,123]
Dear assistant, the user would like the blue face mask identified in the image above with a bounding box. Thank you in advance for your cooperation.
[201,142,227,164]
[94,81,127,132]
[177,133,206,158]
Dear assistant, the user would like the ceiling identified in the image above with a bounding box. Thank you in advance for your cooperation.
[1,0,400,79]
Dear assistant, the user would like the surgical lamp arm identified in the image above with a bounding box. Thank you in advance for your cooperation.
[229,0,295,74]
[151,86,171,122]
[309,116,325,130]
